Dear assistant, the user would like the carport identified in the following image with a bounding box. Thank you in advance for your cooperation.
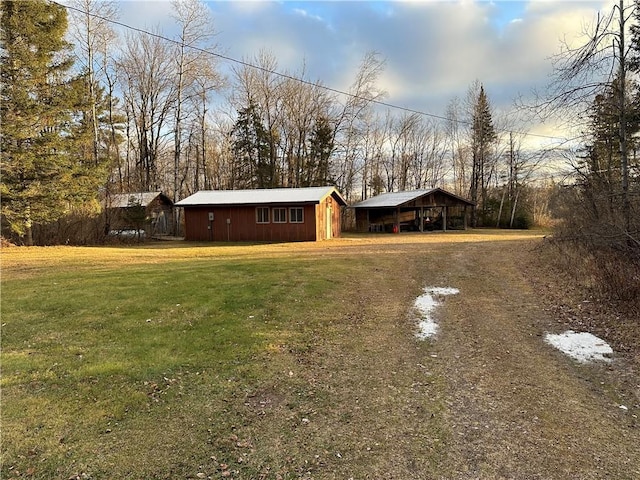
[351,188,474,233]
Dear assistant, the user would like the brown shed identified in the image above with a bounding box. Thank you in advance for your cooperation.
[106,191,174,237]
[351,188,474,233]
[175,186,347,242]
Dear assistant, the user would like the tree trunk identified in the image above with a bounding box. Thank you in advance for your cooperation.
[509,189,520,228]
[617,0,631,237]
[496,187,506,228]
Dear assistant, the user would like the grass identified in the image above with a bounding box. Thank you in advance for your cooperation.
[1,230,549,479]
[2,251,346,478]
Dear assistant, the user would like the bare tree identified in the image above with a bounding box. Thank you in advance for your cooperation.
[186,67,224,193]
[67,0,126,239]
[532,0,637,243]
[118,31,176,191]
[278,66,332,187]
[412,119,448,190]
[359,109,389,199]
[394,112,420,191]
[494,130,545,228]
[226,50,384,198]
[170,0,219,202]
[445,97,470,196]
[331,51,387,200]
[68,0,119,166]
[98,24,126,192]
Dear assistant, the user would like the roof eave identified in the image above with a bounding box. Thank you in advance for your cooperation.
[322,187,348,207]
[176,200,323,208]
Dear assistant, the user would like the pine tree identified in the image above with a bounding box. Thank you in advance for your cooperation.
[1,0,106,244]
[231,102,271,188]
[577,78,639,233]
[306,115,334,186]
[470,84,496,227]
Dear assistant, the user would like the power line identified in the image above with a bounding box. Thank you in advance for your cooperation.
[59,1,575,144]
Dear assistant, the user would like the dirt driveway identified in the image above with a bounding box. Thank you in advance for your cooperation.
[258,233,640,479]
[425,240,640,479]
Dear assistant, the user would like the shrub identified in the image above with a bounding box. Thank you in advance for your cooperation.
[547,238,640,313]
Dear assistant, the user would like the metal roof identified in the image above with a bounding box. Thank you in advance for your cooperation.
[351,188,474,208]
[175,186,347,207]
[351,189,435,208]
[108,192,171,208]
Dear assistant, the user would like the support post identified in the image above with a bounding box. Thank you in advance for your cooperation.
[395,208,400,233]
[443,206,447,232]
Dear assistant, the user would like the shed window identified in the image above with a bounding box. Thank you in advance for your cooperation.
[256,207,270,224]
[273,207,287,223]
[289,207,304,223]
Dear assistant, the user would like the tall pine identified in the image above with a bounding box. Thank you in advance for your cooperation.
[470,85,496,227]
[306,115,334,187]
[230,102,271,188]
[1,0,106,245]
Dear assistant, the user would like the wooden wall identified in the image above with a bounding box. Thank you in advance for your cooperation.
[314,194,343,240]
[183,203,340,242]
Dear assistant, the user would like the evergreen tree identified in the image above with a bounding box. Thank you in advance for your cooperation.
[629,0,640,73]
[230,102,271,188]
[470,84,496,226]
[1,0,106,244]
[576,78,640,232]
[306,115,334,186]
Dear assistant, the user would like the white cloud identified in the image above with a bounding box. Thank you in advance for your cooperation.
[117,0,175,32]
[292,7,324,23]
[112,0,611,142]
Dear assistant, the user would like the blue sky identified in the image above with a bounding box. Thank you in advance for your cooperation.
[114,0,610,143]
[490,0,528,30]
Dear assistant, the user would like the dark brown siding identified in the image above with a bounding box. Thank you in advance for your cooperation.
[183,204,319,242]
[355,209,369,233]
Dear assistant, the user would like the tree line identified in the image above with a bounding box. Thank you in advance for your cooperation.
[537,0,640,306]
[1,0,638,247]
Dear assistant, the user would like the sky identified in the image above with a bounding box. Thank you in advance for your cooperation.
[113,0,612,146]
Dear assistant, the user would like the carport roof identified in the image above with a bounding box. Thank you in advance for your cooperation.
[351,188,474,208]
[175,186,347,207]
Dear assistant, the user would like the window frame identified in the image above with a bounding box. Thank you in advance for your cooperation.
[289,206,304,224]
[256,206,270,224]
[272,207,287,223]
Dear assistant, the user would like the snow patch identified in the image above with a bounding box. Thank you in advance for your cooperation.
[544,330,613,363]
[414,287,459,340]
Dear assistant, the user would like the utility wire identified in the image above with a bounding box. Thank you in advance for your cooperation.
[59,1,578,144]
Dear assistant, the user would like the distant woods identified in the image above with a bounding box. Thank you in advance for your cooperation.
[1,0,639,253]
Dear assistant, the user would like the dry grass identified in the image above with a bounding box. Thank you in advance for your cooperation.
[1,229,543,276]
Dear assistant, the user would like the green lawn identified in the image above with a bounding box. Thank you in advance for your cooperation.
[2,245,360,479]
